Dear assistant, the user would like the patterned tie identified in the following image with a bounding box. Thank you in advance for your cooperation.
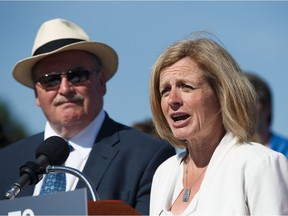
[40,172,66,195]
[39,144,74,195]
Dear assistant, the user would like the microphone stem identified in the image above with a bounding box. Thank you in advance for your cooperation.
[46,165,99,201]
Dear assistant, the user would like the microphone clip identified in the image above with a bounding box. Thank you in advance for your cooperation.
[20,161,45,185]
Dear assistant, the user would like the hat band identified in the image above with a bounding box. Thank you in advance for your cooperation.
[33,38,85,56]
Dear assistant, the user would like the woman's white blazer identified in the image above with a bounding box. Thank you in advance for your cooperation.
[150,133,288,215]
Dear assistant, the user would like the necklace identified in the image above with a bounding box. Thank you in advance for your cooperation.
[182,161,207,202]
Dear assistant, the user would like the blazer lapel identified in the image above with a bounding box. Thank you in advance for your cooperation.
[76,115,119,190]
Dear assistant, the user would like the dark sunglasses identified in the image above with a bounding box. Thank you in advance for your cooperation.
[36,70,94,90]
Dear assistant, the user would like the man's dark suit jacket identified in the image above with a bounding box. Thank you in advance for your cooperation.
[0,114,175,214]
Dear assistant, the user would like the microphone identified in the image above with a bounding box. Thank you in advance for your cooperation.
[4,136,70,200]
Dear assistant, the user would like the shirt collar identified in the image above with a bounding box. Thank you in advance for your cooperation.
[44,109,105,153]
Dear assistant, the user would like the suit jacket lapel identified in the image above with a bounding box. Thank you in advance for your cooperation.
[76,115,119,190]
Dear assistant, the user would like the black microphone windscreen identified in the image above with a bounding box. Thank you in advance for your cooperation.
[35,136,70,165]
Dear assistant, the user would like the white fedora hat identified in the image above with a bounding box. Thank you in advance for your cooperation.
[12,18,118,88]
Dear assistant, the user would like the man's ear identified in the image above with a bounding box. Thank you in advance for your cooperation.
[99,71,107,95]
[35,97,41,107]
[34,87,41,107]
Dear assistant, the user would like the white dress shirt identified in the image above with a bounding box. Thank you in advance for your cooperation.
[150,132,288,215]
[33,109,105,195]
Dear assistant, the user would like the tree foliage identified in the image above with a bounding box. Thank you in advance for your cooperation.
[0,101,28,148]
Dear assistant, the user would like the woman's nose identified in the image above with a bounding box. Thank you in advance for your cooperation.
[167,88,182,107]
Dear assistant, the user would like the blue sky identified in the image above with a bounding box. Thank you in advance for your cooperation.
[0,1,287,138]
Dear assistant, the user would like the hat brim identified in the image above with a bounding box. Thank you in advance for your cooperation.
[12,41,118,88]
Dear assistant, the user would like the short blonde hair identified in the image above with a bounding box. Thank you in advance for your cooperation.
[150,34,257,149]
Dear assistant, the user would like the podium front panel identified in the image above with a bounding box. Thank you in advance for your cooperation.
[0,188,87,215]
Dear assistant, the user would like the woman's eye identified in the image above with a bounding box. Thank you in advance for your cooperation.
[181,84,195,91]
[160,88,170,97]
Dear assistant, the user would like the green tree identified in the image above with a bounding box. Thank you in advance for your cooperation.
[0,101,28,148]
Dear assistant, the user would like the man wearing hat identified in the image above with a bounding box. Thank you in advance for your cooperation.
[0,18,175,214]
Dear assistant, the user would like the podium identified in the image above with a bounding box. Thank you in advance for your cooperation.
[88,200,140,215]
[0,189,140,215]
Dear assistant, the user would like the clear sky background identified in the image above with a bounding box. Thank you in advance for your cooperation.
[0,1,287,138]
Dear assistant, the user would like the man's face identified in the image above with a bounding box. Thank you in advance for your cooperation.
[33,50,106,138]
